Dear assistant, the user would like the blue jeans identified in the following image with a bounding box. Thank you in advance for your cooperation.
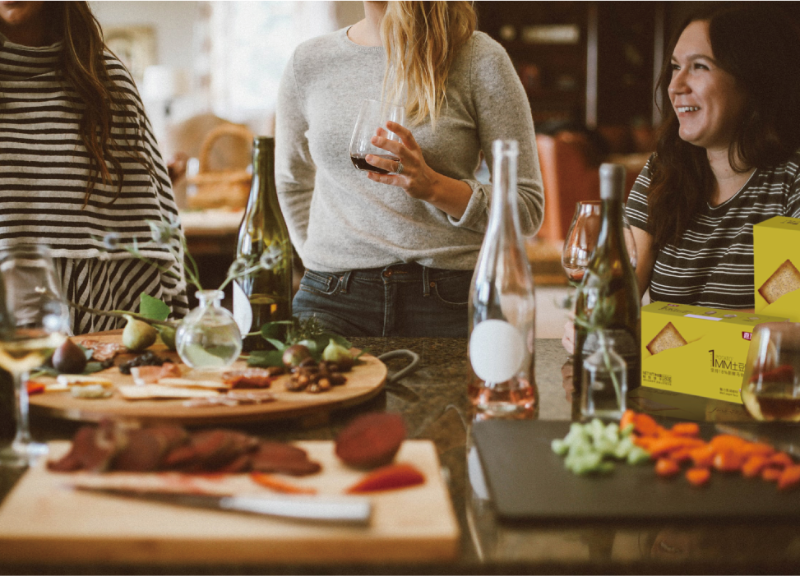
[293,263,471,337]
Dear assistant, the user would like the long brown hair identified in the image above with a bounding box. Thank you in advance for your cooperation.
[381,1,476,128]
[647,3,800,250]
[46,2,149,206]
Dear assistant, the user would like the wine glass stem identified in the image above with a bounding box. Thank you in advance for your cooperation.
[12,371,32,447]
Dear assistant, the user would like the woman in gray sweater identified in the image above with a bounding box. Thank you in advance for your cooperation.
[276,1,543,337]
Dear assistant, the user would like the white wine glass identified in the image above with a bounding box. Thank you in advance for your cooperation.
[0,245,69,468]
[562,200,638,284]
[349,99,405,175]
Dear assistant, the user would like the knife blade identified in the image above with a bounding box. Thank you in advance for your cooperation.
[714,423,800,460]
[74,486,372,525]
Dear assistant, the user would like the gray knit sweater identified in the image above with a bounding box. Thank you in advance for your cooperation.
[275,28,544,272]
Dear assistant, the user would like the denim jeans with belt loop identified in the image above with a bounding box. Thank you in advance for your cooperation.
[292,263,472,337]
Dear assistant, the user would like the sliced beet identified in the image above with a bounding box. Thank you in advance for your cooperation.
[335,412,406,469]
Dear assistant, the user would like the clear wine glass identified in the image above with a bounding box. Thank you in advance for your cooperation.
[0,245,69,468]
[349,99,405,175]
[561,200,638,284]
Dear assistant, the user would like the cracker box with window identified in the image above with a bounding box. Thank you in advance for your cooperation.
[641,302,787,403]
[754,216,800,320]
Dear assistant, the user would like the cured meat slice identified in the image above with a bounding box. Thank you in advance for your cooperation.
[251,442,321,476]
[113,425,189,472]
[77,339,127,362]
[221,368,277,389]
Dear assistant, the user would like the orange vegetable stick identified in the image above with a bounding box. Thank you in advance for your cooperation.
[713,450,744,473]
[778,465,800,490]
[689,444,716,468]
[685,467,711,487]
[250,472,318,495]
[619,410,636,431]
[670,448,694,463]
[633,413,660,437]
[762,467,783,482]
[768,452,794,469]
[741,455,770,479]
[710,435,748,452]
[741,442,776,458]
[346,463,425,494]
[670,422,700,437]
[648,436,705,458]
[655,458,681,477]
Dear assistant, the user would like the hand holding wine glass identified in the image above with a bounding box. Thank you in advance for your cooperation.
[0,245,69,467]
[349,99,405,175]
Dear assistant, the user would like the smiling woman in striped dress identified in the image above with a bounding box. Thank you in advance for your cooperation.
[626,4,800,309]
[0,1,188,334]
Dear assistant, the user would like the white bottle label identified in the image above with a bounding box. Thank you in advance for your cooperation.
[469,319,525,383]
[232,281,252,336]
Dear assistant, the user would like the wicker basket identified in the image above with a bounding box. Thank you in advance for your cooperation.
[186,124,254,210]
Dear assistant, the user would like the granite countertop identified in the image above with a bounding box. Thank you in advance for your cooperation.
[2,338,799,574]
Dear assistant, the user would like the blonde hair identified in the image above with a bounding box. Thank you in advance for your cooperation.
[381,1,476,129]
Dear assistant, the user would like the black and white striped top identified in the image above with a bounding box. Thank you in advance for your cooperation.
[626,151,800,309]
[0,35,188,334]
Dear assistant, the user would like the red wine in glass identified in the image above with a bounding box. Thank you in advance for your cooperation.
[350,154,399,175]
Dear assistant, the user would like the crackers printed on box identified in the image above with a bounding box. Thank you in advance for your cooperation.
[758,259,800,304]
[646,322,688,355]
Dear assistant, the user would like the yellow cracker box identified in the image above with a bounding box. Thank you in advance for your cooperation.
[641,302,787,404]
[754,216,800,320]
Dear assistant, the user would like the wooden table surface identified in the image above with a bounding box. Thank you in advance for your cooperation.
[2,337,800,574]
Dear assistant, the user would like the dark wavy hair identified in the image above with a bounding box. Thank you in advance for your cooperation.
[44,2,149,206]
[647,3,800,250]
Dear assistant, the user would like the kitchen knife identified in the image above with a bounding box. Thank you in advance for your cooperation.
[714,423,800,460]
[74,486,372,525]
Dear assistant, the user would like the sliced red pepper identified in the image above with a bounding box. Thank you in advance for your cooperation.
[26,381,45,395]
[345,463,425,494]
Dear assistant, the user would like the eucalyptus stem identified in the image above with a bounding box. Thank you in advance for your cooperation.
[69,302,178,328]
[596,330,623,408]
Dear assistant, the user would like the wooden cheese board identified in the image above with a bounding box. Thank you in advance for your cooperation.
[0,440,459,565]
[29,332,388,426]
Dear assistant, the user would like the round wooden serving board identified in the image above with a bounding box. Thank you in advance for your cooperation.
[29,332,387,426]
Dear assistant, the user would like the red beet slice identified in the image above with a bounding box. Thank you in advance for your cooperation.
[335,412,406,469]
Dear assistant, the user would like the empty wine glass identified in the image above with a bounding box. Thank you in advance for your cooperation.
[562,200,638,284]
[349,99,405,175]
[0,245,69,468]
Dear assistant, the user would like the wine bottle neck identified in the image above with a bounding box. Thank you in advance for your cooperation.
[249,138,279,212]
[488,141,523,235]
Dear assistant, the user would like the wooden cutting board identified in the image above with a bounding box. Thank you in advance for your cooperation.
[0,440,459,565]
[29,333,387,426]
[473,420,800,521]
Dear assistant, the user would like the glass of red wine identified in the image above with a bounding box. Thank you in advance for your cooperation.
[349,99,405,175]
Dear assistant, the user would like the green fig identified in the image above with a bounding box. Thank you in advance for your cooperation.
[52,338,87,374]
[122,315,157,352]
[322,339,353,371]
[156,324,177,351]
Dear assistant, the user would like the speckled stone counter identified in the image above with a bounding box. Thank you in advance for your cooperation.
[3,338,800,574]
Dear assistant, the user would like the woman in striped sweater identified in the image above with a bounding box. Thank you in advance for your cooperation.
[626,4,800,309]
[0,2,188,334]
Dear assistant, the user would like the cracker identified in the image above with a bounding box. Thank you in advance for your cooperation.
[646,322,688,355]
[758,259,800,304]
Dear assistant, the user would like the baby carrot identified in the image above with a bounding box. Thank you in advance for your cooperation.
[685,467,711,487]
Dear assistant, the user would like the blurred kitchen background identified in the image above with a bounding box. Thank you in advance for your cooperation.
[89,1,800,337]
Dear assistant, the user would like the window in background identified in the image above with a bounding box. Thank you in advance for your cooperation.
[205,1,337,126]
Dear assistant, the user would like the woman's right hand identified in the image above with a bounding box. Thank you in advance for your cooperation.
[562,320,575,355]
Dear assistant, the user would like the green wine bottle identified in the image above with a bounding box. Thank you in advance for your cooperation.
[573,163,640,416]
[233,137,293,351]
